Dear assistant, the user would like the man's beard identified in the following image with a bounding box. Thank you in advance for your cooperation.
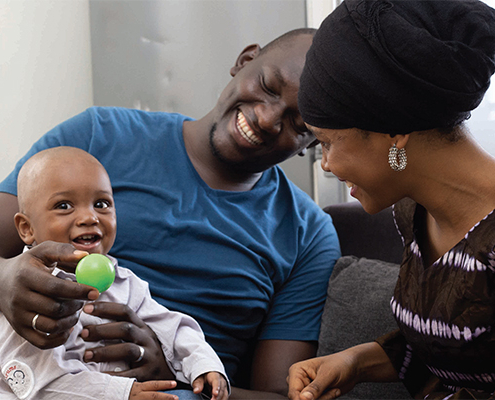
[209,123,253,173]
[208,123,281,174]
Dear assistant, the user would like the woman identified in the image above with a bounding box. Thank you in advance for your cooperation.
[287,1,495,399]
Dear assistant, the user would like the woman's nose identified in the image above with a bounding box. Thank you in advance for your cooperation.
[320,152,332,173]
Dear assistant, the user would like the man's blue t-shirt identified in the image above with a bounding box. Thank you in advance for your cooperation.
[0,107,341,380]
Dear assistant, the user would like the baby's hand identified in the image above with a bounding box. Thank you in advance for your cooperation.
[192,372,229,400]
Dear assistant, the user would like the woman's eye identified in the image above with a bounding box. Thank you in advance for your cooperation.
[95,200,110,209]
[55,202,72,210]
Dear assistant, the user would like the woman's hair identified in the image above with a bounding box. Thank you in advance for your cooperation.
[430,125,465,143]
[298,0,495,137]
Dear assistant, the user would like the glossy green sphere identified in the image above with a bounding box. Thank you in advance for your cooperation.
[75,254,115,292]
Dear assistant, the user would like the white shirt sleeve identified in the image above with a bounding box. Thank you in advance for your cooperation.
[0,315,134,400]
[118,267,229,389]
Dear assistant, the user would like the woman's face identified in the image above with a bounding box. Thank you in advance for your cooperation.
[307,125,404,214]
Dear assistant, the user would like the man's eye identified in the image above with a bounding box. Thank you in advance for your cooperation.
[95,200,110,209]
[55,202,72,210]
[260,75,277,96]
[292,118,311,136]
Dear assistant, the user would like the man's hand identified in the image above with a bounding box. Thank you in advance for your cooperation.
[0,241,98,348]
[81,301,175,381]
[129,380,178,399]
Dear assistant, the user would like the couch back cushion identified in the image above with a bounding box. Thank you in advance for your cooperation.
[324,202,404,264]
[318,256,411,399]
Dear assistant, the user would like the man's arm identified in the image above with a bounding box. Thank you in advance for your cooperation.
[230,339,317,399]
[0,193,24,258]
[0,192,98,348]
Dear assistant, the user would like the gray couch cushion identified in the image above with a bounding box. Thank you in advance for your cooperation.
[318,256,411,399]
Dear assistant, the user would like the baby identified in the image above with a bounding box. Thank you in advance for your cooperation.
[0,146,229,400]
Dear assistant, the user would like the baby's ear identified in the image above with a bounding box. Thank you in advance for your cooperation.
[14,212,35,245]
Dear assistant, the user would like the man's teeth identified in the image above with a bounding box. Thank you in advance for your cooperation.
[80,235,94,240]
[345,181,354,188]
[236,111,263,145]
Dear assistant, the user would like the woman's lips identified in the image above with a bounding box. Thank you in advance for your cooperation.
[346,182,359,198]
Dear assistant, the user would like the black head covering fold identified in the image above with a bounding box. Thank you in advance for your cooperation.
[298,0,495,136]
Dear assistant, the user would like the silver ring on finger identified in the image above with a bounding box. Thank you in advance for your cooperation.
[135,345,145,363]
[32,314,50,337]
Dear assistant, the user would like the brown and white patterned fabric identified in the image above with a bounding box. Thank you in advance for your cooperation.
[378,198,495,399]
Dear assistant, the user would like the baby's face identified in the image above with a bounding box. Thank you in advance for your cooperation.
[27,159,116,255]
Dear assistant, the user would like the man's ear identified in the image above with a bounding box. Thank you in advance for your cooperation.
[298,139,320,156]
[14,212,35,245]
[307,139,320,149]
[230,44,261,77]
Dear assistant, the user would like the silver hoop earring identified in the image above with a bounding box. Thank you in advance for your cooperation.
[388,144,407,172]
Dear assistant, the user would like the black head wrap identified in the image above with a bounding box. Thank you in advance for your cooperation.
[298,0,495,136]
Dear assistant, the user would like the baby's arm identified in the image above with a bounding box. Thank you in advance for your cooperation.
[128,271,230,395]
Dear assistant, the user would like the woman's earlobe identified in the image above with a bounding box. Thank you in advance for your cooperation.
[390,133,410,149]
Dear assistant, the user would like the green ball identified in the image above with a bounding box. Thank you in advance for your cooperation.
[75,254,115,292]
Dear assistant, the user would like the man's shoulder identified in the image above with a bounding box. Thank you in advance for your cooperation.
[270,166,323,206]
[77,107,194,143]
[267,166,332,224]
[86,106,192,123]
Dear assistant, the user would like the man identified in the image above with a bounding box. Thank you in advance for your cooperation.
[0,28,341,399]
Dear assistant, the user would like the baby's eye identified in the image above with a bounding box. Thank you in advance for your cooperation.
[55,202,72,210]
[95,200,110,209]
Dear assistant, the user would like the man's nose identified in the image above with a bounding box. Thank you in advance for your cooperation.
[255,101,284,135]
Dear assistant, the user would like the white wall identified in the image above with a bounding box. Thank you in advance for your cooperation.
[467,0,495,154]
[1,0,494,191]
[0,0,93,182]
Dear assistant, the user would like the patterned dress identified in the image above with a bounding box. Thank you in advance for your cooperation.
[377,198,495,399]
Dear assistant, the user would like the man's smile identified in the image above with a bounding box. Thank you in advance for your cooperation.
[236,110,263,146]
